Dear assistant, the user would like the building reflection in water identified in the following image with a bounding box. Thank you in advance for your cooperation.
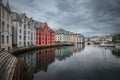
[18,44,85,74]
[36,48,55,72]
[18,48,55,73]
[19,52,36,74]
[55,44,85,61]
[72,44,85,53]
[55,46,73,61]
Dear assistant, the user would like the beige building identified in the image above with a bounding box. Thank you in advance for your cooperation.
[0,0,12,50]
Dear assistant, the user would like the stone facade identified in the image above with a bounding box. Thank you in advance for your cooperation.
[12,12,23,47]
[0,0,12,50]
[12,13,36,47]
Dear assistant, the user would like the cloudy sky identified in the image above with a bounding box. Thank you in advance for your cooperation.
[5,0,120,36]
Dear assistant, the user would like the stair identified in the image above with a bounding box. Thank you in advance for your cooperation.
[0,51,32,80]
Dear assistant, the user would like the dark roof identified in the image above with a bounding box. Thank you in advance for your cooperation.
[0,0,11,13]
[11,12,22,22]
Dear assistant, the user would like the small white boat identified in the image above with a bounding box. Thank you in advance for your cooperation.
[99,41,115,47]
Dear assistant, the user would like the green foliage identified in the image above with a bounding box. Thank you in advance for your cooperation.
[112,34,120,42]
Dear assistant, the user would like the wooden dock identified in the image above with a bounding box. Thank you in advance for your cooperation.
[0,51,33,80]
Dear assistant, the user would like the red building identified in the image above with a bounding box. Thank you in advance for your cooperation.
[36,22,55,46]
[36,48,55,72]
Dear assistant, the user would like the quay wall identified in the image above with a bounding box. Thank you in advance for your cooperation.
[9,44,74,56]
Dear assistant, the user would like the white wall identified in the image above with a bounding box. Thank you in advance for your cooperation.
[0,6,12,50]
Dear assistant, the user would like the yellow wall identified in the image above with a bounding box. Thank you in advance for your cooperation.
[70,34,75,43]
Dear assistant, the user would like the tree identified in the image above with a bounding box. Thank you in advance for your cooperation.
[112,34,120,42]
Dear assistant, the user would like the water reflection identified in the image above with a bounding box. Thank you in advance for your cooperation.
[55,44,85,61]
[112,49,120,57]
[73,44,85,53]
[55,46,73,61]
[35,48,55,72]
[18,44,120,80]
[18,44,85,74]
[18,48,55,73]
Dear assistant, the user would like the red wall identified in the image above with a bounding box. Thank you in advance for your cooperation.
[36,22,55,46]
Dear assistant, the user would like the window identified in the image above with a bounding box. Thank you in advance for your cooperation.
[24,24,26,29]
[7,36,9,43]
[28,31,30,34]
[2,21,5,31]
[19,22,22,27]
[7,24,9,31]
[2,8,4,18]
[24,19,26,23]
[28,23,30,29]
[24,42,26,46]
[7,12,9,21]
[19,29,21,33]
[19,41,21,45]
[2,35,4,44]
[19,35,21,39]
[24,36,26,40]
[24,31,26,35]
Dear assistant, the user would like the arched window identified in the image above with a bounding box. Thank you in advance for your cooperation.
[7,24,9,31]
[2,35,4,44]
[2,21,5,31]
[7,36,9,43]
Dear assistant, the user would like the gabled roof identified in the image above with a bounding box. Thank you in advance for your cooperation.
[11,12,22,22]
[34,20,44,28]
[18,13,26,19]
[0,0,11,13]
[56,28,72,35]
[34,21,54,32]
[6,0,11,11]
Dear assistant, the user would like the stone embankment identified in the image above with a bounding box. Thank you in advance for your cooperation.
[9,44,73,55]
[0,51,33,80]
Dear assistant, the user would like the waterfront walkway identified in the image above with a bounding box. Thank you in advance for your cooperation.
[0,51,32,80]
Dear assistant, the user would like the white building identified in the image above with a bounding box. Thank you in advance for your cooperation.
[12,12,23,47]
[74,34,85,44]
[19,13,31,47]
[0,0,12,50]
[12,13,36,47]
[29,18,36,46]
[55,29,71,44]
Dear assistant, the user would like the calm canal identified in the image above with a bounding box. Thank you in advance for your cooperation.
[18,44,120,80]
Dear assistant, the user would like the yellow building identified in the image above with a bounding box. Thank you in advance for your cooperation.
[70,33,76,44]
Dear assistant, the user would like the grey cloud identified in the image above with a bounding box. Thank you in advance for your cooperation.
[9,0,120,36]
